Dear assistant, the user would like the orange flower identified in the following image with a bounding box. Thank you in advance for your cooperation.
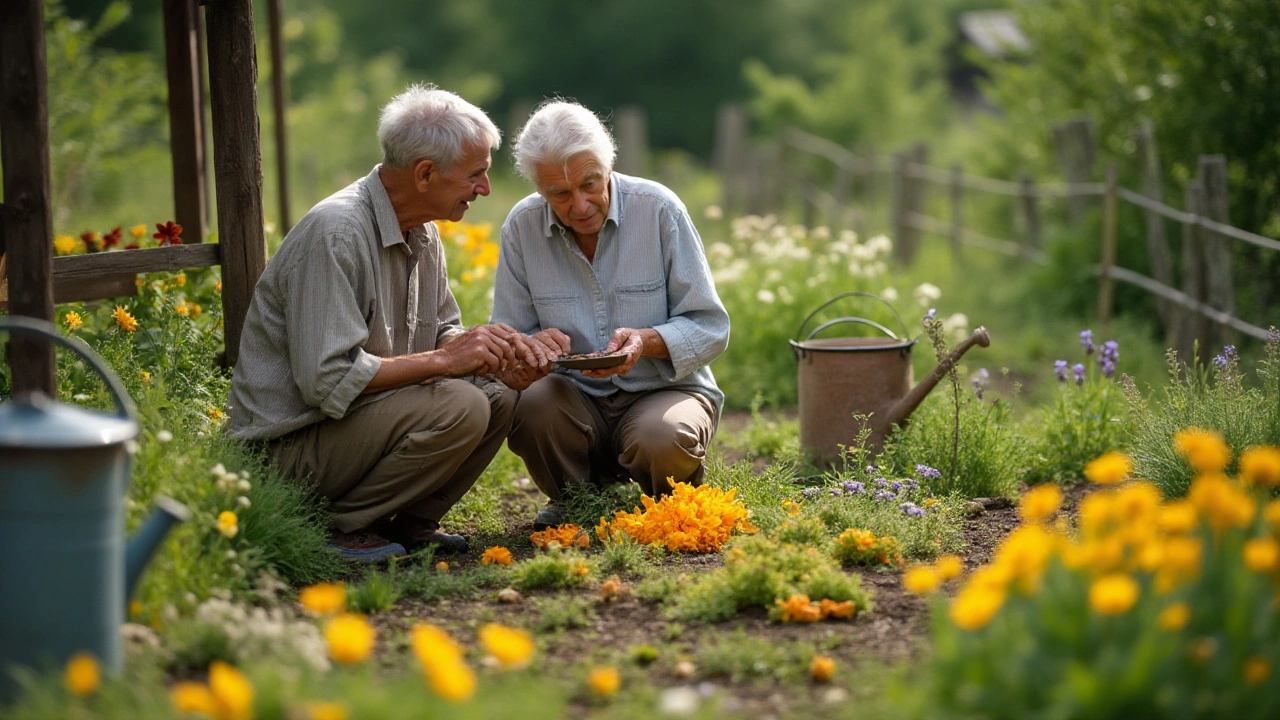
[529,524,590,550]
[1084,451,1132,485]
[1239,446,1280,487]
[599,575,624,602]
[818,598,856,619]
[596,482,756,553]
[776,594,822,623]
[112,305,138,332]
[809,655,836,682]
[481,546,513,566]
[153,220,183,246]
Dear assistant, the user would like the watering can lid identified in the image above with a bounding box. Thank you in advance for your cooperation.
[0,392,139,449]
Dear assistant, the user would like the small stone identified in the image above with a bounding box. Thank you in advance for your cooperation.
[498,587,522,604]
[673,660,697,678]
[658,687,700,716]
[822,687,849,704]
[965,501,986,517]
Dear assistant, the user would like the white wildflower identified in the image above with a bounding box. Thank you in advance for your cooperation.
[703,205,723,220]
[881,287,899,303]
[236,495,251,508]
[756,289,776,304]
[914,282,942,307]
[156,430,173,444]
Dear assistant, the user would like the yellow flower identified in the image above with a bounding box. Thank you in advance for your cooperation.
[410,624,475,702]
[481,546,513,566]
[903,565,941,595]
[529,524,590,550]
[1018,484,1062,523]
[1158,602,1190,631]
[215,281,223,293]
[1174,428,1231,473]
[809,655,836,682]
[587,666,620,696]
[216,510,238,538]
[423,658,476,703]
[190,303,202,319]
[171,681,216,715]
[325,613,376,664]
[776,594,822,623]
[460,270,475,285]
[1243,537,1280,573]
[136,275,146,288]
[599,575,624,602]
[1188,474,1255,532]
[64,311,83,331]
[934,555,964,581]
[817,598,856,620]
[298,582,345,616]
[994,525,1055,591]
[597,482,756,553]
[781,499,801,518]
[112,305,138,332]
[478,623,536,669]
[1089,574,1139,616]
[1084,451,1132,485]
[1244,657,1271,686]
[208,660,255,720]
[208,407,225,421]
[140,370,152,385]
[1266,500,1280,528]
[411,623,463,665]
[305,701,350,720]
[54,234,79,255]
[1239,446,1280,487]
[435,561,449,573]
[63,652,100,697]
[950,585,1005,630]
[131,224,147,239]
[174,272,187,287]
[175,301,191,316]
[1157,500,1197,534]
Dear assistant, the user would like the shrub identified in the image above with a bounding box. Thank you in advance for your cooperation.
[808,473,965,560]
[532,595,596,633]
[509,551,596,591]
[347,569,401,614]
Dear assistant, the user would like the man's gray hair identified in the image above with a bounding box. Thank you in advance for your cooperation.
[378,84,501,170]
[513,100,617,185]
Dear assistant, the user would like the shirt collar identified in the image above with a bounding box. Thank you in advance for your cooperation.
[365,164,411,249]
[540,171,626,238]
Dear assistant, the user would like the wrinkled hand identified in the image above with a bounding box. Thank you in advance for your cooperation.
[436,325,510,377]
[582,327,646,378]
[533,328,572,356]
[491,328,570,389]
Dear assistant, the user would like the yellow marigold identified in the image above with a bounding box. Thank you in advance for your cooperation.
[599,482,756,553]
[63,652,100,697]
[54,234,80,256]
[903,565,942,595]
[174,272,186,287]
[1239,446,1280,488]
[191,303,202,319]
[1174,428,1232,473]
[305,701,350,720]
[112,305,138,332]
[949,585,1005,630]
[994,525,1055,591]
[208,660,255,720]
[216,510,238,539]
[1114,481,1163,524]
[1084,451,1133,485]
[131,224,147,239]
[435,561,449,573]
[934,555,964,581]
[478,623,535,669]
[1158,602,1190,631]
[818,598,856,620]
[1018,484,1062,523]
[809,655,836,682]
[141,370,152,385]
[1244,657,1271,686]
[781,499,801,518]
[599,575,624,602]
[411,623,463,667]
[776,594,822,623]
[1079,492,1119,538]
[64,311,83,331]
[1089,574,1139,616]
[215,280,223,293]
[208,406,224,421]
[481,546,513,566]
[587,667,620,696]
[423,659,476,703]
[1243,537,1280,573]
[1267,500,1280,528]
[1155,536,1202,592]
[298,582,346,616]
[1158,500,1198,535]
[529,524,590,550]
[175,301,191,316]
[324,613,376,664]
[171,681,216,715]
[1188,474,1255,532]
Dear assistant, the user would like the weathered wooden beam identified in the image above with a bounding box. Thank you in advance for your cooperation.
[1198,155,1234,349]
[1133,119,1176,334]
[162,0,209,242]
[53,244,221,280]
[206,0,267,368]
[52,274,137,306]
[0,0,56,393]
[266,0,291,233]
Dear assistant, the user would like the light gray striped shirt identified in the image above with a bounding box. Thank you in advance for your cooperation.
[225,165,464,441]
[492,172,730,411]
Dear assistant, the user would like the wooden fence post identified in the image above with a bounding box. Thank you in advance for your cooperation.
[206,0,267,368]
[1097,163,1118,328]
[267,0,291,233]
[1198,155,1234,349]
[1020,173,1040,262]
[0,0,56,393]
[949,163,963,265]
[1133,119,1176,336]
[162,0,209,243]
[1178,179,1210,366]
[614,105,648,177]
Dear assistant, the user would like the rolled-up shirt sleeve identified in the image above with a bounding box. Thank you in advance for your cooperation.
[652,202,730,381]
[284,232,383,418]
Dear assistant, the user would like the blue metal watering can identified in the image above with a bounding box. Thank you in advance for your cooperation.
[0,316,188,701]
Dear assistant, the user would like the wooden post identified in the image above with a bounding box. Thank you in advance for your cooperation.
[0,0,56,393]
[1198,155,1234,348]
[1020,173,1040,261]
[949,163,963,265]
[1097,163,1118,328]
[713,104,747,216]
[267,0,291,233]
[1178,180,1210,366]
[899,143,928,265]
[1133,119,1176,334]
[206,0,267,368]
[162,0,209,243]
[614,105,648,177]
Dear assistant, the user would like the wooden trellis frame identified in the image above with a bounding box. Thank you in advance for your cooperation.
[1,0,290,393]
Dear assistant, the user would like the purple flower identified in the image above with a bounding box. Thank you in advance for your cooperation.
[828,487,844,497]
[900,502,926,517]
[924,308,937,321]
[875,477,891,487]
[1054,360,1069,383]
[1073,363,1086,386]
[972,368,989,400]
[905,478,920,492]
[890,481,904,493]
[1268,327,1280,344]
[801,487,822,498]
[915,464,941,479]
[873,490,896,502]
[840,480,865,494]
[1213,345,1237,370]
[1079,329,1095,355]
[866,465,879,475]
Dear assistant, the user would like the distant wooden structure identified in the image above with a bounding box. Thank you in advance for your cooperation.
[1,0,289,393]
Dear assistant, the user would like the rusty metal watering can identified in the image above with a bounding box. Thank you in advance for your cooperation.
[0,316,189,701]
[789,292,990,466]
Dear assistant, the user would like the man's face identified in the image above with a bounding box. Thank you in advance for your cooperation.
[534,153,611,237]
[428,142,492,222]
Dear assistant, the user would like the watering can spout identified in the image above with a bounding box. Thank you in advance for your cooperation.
[124,496,190,600]
[882,327,991,432]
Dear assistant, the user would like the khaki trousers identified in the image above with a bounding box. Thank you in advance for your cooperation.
[268,379,516,533]
[508,373,718,499]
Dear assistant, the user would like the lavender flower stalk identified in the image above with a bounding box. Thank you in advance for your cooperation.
[1054,360,1069,383]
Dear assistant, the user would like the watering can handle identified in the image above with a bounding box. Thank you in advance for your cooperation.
[793,291,912,342]
[0,315,136,422]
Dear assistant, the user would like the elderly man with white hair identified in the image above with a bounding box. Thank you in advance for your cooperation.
[492,100,730,529]
[226,85,563,562]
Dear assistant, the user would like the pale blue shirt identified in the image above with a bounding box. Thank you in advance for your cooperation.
[492,172,730,411]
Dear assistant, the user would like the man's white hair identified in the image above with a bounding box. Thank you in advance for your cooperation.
[377,84,501,170]
[513,100,617,185]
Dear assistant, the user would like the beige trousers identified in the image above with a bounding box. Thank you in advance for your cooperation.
[268,378,517,533]
[508,373,718,499]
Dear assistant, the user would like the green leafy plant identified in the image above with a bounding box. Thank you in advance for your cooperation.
[347,569,402,614]
[509,551,596,591]
[532,595,597,633]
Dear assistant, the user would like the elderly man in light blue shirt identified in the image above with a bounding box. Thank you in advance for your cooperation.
[491,100,730,528]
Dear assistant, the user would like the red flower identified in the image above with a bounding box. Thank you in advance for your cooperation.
[153,221,183,246]
[102,227,122,249]
[80,231,102,253]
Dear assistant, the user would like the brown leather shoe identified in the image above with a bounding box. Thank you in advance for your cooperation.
[327,529,407,564]
[374,515,470,555]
